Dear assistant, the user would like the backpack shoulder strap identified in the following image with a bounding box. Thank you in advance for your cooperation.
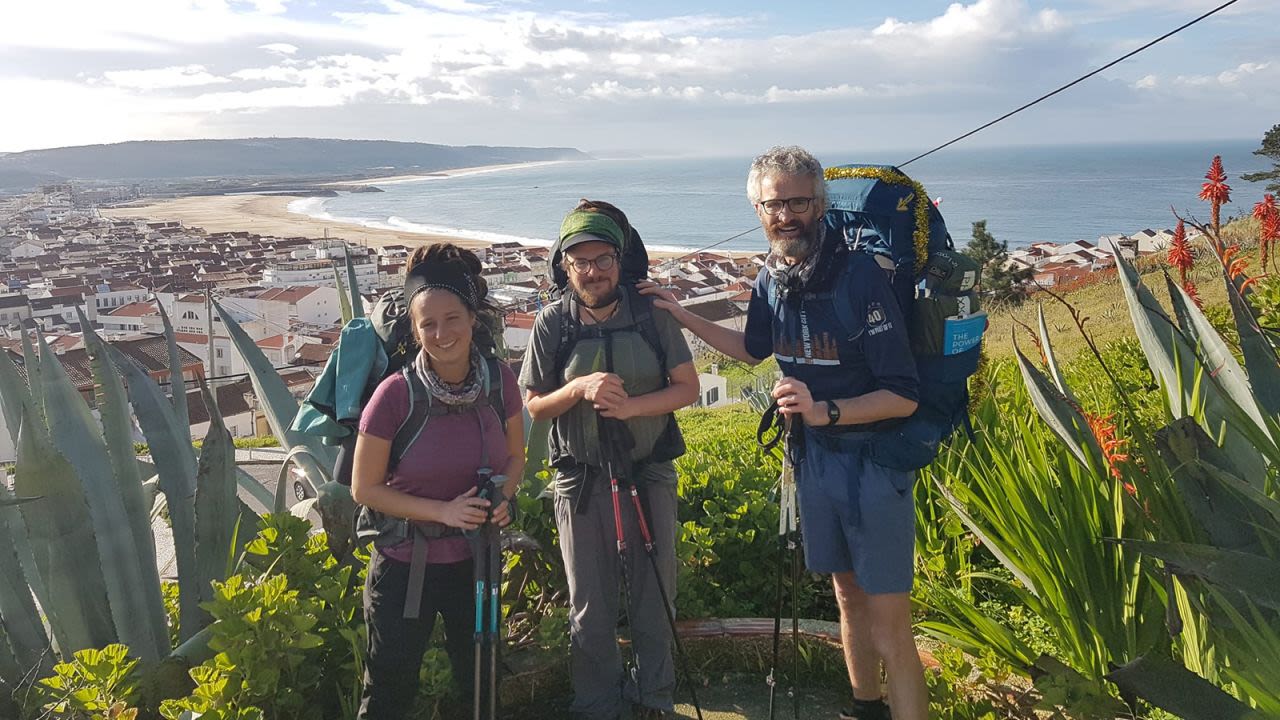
[482,355,507,433]
[626,286,668,375]
[388,366,431,472]
[830,251,868,340]
[552,292,578,382]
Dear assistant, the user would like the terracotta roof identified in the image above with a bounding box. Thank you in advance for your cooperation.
[185,379,253,427]
[8,334,202,390]
[294,342,334,366]
[108,301,159,318]
[258,286,320,304]
[684,300,744,324]
[254,334,286,349]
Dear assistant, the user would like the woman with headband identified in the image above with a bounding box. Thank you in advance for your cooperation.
[352,242,525,718]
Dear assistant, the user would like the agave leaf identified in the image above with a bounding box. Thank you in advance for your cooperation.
[1225,278,1280,419]
[36,330,165,660]
[313,480,355,560]
[235,467,275,512]
[13,404,116,654]
[1165,273,1272,440]
[109,346,201,642]
[1112,248,1268,484]
[0,491,51,677]
[80,311,170,657]
[1037,303,1077,404]
[333,263,354,325]
[1154,417,1269,553]
[213,300,335,485]
[1014,346,1102,469]
[19,330,43,421]
[193,377,239,633]
[1116,539,1280,610]
[0,347,29,446]
[154,302,190,431]
[1106,655,1258,719]
[343,244,364,319]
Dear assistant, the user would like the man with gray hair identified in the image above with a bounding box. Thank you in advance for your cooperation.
[640,146,927,720]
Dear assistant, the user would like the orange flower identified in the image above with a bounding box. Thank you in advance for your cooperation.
[1166,219,1193,283]
[1084,411,1131,482]
[1199,155,1232,235]
[1182,280,1202,308]
[1256,195,1279,269]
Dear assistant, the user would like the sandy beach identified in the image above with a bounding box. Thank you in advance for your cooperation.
[103,193,479,250]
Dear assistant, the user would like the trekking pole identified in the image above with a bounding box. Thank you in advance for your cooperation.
[606,454,643,703]
[758,404,802,720]
[470,474,502,720]
[472,505,487,720]
[624,475,705,720]
[786,416,804,720]
[487,515,501,720]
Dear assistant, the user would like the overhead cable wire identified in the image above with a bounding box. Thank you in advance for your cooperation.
[898,0,1245,167]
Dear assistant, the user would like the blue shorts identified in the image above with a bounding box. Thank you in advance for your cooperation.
[796,428,915,594]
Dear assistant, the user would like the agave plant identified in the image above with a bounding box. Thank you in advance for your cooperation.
[920,235,1280,717]
[0,312,249,693]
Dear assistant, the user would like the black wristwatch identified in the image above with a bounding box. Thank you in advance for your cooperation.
[825,400,841,427]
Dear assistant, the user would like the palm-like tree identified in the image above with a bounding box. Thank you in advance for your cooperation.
[1198,155,1232,236]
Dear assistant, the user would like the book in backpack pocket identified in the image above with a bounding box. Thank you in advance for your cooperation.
[910,294,986,356]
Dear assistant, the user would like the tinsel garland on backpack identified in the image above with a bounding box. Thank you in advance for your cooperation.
[824,166,931,274]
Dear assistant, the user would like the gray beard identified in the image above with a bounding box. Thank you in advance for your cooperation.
[765,224,820,260]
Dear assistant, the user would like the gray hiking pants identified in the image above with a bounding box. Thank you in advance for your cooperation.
[554,464,679,719]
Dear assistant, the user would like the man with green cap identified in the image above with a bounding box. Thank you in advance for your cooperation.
[521,200,699,719]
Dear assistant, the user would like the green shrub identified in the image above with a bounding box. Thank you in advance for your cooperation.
[35,644,141,720]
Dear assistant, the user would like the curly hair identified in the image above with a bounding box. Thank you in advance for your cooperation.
[405,242,492,312]
[746,145,827,213]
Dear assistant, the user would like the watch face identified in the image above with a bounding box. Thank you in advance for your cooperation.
[827,401,840,425]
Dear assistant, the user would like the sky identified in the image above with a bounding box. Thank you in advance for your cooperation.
[1,0,1277,156]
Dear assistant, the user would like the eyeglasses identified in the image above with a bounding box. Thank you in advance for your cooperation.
[565,253,618,273]
[757,197,814,216]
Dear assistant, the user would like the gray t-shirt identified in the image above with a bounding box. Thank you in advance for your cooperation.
[520,290,693,495]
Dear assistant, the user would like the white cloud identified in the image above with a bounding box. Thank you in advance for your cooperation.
[259,43,299,56]
[0,0,1274,153]
[103,65,230,90]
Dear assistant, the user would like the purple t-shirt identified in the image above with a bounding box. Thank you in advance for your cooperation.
[359,363,522,564]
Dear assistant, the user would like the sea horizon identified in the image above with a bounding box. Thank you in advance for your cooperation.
[288,138,1273,253]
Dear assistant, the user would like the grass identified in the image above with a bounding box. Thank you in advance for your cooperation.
[984,218,1262,364]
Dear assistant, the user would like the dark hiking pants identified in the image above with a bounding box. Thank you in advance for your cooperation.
[358,552,475,719]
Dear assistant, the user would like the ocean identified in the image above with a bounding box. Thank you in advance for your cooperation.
[290,140,1273,252]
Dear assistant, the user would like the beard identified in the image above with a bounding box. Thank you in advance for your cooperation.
[570,275,621,308]
[764,217,821,260]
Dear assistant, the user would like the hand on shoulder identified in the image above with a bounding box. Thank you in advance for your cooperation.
[636,280,681,316]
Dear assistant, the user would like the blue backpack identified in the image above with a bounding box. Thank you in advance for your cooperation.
[822,164,986,471]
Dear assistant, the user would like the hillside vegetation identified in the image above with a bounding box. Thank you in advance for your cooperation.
[0,137,590,186]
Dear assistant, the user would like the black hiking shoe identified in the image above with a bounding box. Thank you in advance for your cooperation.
[630,704,669,719]
[839,696,892,720]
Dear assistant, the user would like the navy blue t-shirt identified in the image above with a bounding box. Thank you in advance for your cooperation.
[745,252,919,413]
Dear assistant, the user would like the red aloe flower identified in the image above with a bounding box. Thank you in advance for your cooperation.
[1166,219,1193,284]
[1199,155,1232,235]
[1255,194,1279,270]
[1183,280,1202,308]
